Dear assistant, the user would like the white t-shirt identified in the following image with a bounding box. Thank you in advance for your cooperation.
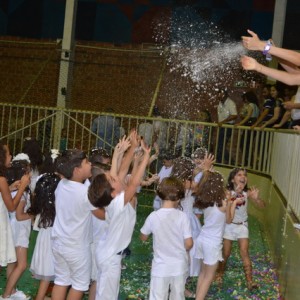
[140,208,192,277]
[84,179,108,243]
[217,97,237,124]
[52,178,97,247]
[96,192,136,265]
[200,204,226,244]
[158,165,173,182]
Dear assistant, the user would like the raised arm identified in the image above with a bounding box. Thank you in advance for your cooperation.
[241,56,300,86]
[242,29,300,67]
[118,130,139,181]
[124,139,151,205]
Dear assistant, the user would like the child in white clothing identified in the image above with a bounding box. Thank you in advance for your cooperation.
[0,144,30,300]
[171,156,202,298]
[7,154,32,300]
[18,173,61,300]
[51,149,104,300]
[88,131,151,300]
[140,176,193,300]
[152,150,174,210]
[193,171,229,300]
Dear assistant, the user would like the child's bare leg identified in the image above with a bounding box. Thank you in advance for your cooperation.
[88,281,96,300]
[66,287,84,300]
[3,247,28,297]
[216,239,232,283]
[35,280,50,300]
[238,238,257,289]
[51,284,68,300]
[196,262,218,300]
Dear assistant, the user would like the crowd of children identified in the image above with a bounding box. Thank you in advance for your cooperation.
[0,128,265,300]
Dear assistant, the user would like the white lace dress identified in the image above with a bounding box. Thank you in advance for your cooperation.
[0,193,16,266]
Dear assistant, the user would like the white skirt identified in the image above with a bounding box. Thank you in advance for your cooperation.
[30,227,55,281]
[0,205,16,266]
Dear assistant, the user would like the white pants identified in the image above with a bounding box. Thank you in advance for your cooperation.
[96,254,122,300]
[149,274,186,300]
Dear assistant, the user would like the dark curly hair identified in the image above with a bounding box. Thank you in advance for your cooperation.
[29,173,61,228]
[226,168,248,192]
[171,157,194,182]
[194,171,225,209]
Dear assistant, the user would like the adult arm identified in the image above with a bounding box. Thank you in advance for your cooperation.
[261,106,281,128]
[251,109,269,128]
[273,110,291,128]
[237,105,253,126]
[241,56,300,86]
[242,29,300,67]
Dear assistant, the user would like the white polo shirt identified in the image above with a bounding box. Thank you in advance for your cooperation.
[217,97,237,124]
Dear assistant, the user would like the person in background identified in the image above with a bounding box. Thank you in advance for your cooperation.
[216,88,237,164]
[152,105,168,151]
[91,108,120,153]
[22,137,43,192]
[194,110,212,150]
[235,91,260,166]
[152,149,175,211]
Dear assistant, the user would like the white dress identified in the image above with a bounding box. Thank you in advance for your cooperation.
[0,193,16,266]
[30,219,55,281]
[181,190,202,276]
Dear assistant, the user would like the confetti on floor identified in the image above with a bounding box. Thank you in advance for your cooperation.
[0,192,281,300]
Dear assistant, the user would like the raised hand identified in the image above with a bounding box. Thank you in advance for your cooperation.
[242,29,263,51]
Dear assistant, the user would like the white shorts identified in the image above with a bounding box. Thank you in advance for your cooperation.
[149,274,187,300]
[195,238,223,265]
[96,254,122,300]
[223,222,249,241]
[52,240,92,291]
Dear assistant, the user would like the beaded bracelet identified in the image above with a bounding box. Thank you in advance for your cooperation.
[263,40,272,61]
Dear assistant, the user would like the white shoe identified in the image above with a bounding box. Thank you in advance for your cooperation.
[10,290,30,300]
[0,296,11,299]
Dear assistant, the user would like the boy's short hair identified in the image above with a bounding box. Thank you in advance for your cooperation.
[157,177,185,201]
[89,147,111,164]
[88,173,113,208]
[191,147,207,160]
[56,149,87,179]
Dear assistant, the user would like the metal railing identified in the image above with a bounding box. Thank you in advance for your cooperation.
[1,102,299,219]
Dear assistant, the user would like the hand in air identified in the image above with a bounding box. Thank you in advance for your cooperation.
[241,56,259,71]
[201,153,215,171]
[248,186,259,200]
[242,29,262,51]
